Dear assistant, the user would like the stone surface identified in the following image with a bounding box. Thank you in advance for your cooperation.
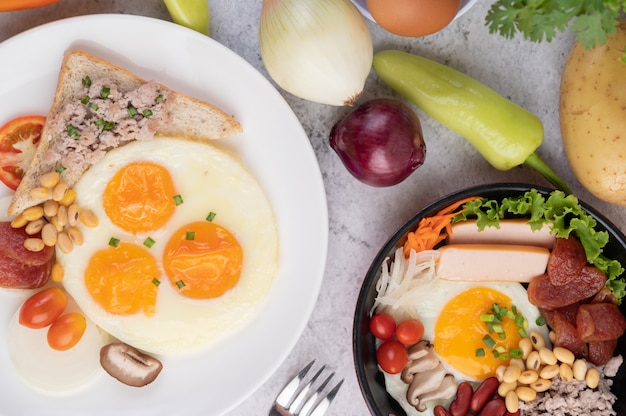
[1,1,624,416]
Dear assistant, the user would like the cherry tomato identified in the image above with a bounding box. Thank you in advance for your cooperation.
[396,319,425,346]
[47,312,87,351]
[369,313,396,340]
[0,115,45,190]
[19,287,67,329]
[376,339,408,374]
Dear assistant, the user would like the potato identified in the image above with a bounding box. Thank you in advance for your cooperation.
[560,21,626,205]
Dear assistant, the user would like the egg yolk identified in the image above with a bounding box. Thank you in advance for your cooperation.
[103,161,176,233]
[434,287,522,379]
[163,221,243,299]
[84,242,160,316]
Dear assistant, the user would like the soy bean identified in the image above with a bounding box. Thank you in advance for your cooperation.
[23,206,44,222]
[515,386,536,402]
[539,364,560,380]
[43,200,59,218]
[51,263,64,283]
[553,347,575,365]
[39,171,60,188]
[586,368,600,388]
[505,391,519,413]
[539,347,557,366]
[52,182,68,201]
[518,370,539,385]
[25,218,45,235]
[56,232,73,254]
[24,238,44,252]
[41,223,58,247]
[30,187,51,200]
[573,359,587,381]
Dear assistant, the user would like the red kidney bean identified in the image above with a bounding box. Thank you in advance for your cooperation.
[505,410,521,416]
[449,381,473,416]
[470,377,499,413]
[433,405,452,416]
[478,397,507,416]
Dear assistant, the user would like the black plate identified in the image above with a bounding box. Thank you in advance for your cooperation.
[353,183,626,415]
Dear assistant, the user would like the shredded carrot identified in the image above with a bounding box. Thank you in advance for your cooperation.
[403,196,482,257]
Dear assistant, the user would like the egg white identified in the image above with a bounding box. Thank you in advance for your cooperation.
[59,137,279,355]
[7,287,111,396]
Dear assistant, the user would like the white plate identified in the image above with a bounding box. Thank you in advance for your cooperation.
[351,0,478,23]
[0,14,328,416]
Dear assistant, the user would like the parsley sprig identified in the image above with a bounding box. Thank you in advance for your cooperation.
[485,0,626,61]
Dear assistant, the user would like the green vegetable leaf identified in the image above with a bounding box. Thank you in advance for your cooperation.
[452,189,626,303]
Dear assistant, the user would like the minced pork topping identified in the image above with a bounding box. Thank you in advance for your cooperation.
[44,76,172,172]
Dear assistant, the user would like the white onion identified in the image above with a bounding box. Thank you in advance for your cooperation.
[259,0,373,106]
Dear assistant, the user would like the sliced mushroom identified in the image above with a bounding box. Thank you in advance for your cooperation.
[100,342,163,387]
[406,363,446,408]
[401,341,440,384]
[415,374,458,412]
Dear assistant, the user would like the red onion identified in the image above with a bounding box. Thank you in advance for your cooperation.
[329,98,426,187]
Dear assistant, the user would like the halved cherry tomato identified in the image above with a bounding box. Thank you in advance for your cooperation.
[0,0,60,12]
[396,319,425,346]
[376,339,408,374]
[47,312,86,351]
[0,115,45,190]
[369,313,396,340]
[19,287,67,329]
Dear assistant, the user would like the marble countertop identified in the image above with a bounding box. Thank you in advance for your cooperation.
[1,1,625,415]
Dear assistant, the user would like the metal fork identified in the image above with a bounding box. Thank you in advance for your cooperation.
[269,360,344,416]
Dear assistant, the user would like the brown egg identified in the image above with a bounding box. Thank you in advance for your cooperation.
[366,0,461,37]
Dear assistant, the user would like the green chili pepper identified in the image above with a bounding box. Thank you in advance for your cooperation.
[372,50,571,194]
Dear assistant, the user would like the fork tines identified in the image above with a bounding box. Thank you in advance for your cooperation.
[275,360,344,416]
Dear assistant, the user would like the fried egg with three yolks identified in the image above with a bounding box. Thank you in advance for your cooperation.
[59,137,278,355]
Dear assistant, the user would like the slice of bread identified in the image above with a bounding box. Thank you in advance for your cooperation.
[8,50,242,216]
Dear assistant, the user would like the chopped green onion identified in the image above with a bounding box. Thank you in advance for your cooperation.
[492,324,504,334]
[95,118,115,131]
[498,332,507,340]
[142,109,153,118]
[66,124,80,139]
[482,334,496,349]
[108,237,120,247]
[100,86,110,98]
[143,237,156,248]
[173,195,184,205]
[498,353,509,360]
[480,313,495,322]
[127,106,138,117]
[152,278,160,286]
[492,349,501,358]
[514,314,525,327]
[518,328,528,338]
[186,231,195,240]
[495,346,506,354]
[506,309,516,320]
[206,211,216,222]
[486,322,494,333]
[176,280,185,289]
[510,348,524,358]
[81,95,90,104]
[89,103,99,111]
[536,316,546,326]
[82,76,92,87]
[156,94,164,102]
[475,348,486,357]
[55,166,66,173]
